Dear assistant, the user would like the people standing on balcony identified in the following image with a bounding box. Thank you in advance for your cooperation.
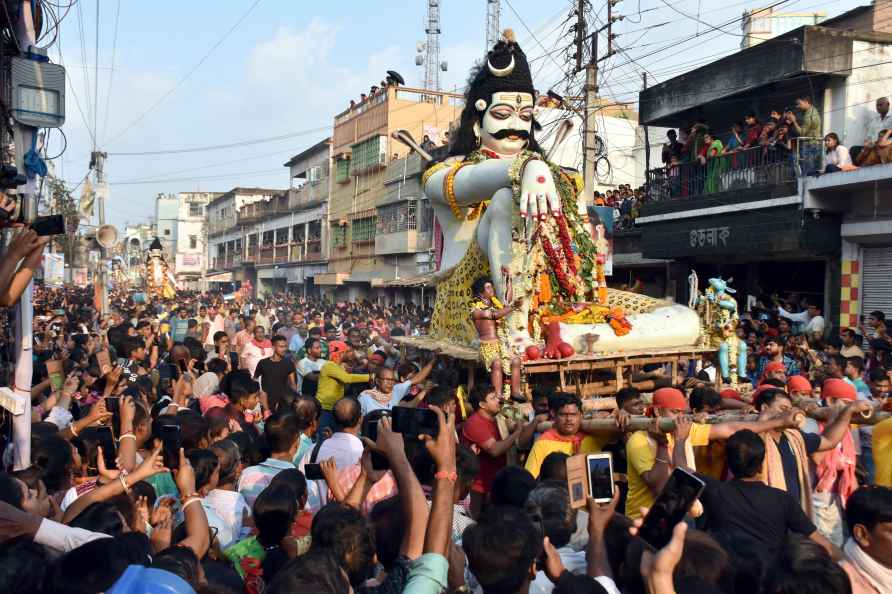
[852,97,891,163]
[684,119,709,162]
[742,113,763,149]
[661,129,684,165]
[700,131,724,194]
[723,122,743,153]
[791,95,822,175]
[824,133,853,173]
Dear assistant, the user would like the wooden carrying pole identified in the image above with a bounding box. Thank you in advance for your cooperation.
[535,408,889,433]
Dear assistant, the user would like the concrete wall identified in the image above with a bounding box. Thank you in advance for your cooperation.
[536,107,668,189]
[839,39,892,146]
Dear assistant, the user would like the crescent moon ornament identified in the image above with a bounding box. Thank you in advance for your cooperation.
[487,55,515,77]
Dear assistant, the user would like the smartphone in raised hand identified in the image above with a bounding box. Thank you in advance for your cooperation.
[586,453,615,503]
[638,467,705,550]
[304,463,324,480]
[160,425,182,470]
[95,425,118,471]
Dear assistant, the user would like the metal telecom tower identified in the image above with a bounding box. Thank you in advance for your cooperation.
[486,0,500,51]
[421,0,441,91]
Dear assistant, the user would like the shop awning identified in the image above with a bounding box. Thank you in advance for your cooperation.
[383,272,438,288]
[207,272,233,282]
[314,272,350,286]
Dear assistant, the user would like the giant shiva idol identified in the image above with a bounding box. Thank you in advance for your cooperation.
[422,30,702,381]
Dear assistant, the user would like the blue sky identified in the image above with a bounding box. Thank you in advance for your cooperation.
[48,0,866,228]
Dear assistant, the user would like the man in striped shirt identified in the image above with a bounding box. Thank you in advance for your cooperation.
[237,412,301,507]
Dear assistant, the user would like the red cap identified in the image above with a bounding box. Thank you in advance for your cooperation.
[765,328,779,337]
[822,378,856,401]
[653,387,688,410]
[720,388,741,401]
[764,361,786,375]
[787,375,813,395]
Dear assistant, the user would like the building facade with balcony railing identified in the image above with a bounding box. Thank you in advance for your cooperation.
[227,139,333,298]
[205,187,282,292]
[634,7,892,327]
[318,84,461,303]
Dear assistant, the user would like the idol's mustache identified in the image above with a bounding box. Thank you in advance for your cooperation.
[490,128,530,140]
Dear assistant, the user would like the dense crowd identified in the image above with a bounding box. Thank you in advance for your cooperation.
[0,278,889,594]
[592,185,647,231]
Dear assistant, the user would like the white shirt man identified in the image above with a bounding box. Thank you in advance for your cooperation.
[778,305,825,338]
[864,100,892,145]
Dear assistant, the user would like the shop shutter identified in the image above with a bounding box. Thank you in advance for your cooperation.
[861,246,892,318]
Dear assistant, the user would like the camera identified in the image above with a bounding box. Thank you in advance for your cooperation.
[0,165,27,224]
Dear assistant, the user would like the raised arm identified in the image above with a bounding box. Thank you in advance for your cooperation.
[817,401,872,452]
[174,448,211,558]
[424,158,515,207]
[709,409,800,441]
[375,416,428,559]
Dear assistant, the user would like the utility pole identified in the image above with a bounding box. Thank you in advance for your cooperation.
[8,1,38,470]
[575,0,620,202]
[486,0,501,51]
[642,73,651,174]
[90,150,109,315]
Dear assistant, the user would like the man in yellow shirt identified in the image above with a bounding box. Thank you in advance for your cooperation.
[524,392,615,478]
[316,346,370,434]
[872,416,892,488]
[625,387,802,519]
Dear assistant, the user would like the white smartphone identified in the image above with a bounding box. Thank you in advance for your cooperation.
[586,453,615,503]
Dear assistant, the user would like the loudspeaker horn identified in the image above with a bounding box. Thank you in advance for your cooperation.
[95,224,119,249]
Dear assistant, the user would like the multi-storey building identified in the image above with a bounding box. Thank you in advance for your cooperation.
[151,192,222,290]
[315,84,462,302]
[153,193,179,260]
[636,2,892,326]
[740,7,825,48]
[174,192,221,290]
[205,187,282,294]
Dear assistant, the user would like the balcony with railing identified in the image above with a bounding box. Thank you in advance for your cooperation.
[645,144,799,207]
[208,217,237,236]
[288,183,327,210]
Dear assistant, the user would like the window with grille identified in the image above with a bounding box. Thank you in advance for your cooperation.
[235,239,242,252]
[189,203,204,217]
[247,234,257,247]
[350,136,386,175]
[377,201,419,234]
[419,198,433,233]
[189,235,197,249]
[262,231,274,246]
[335,157,351,183]
[331,225,347,248]
[292,224,305,242]
[352,216,377,243]
[275,228,289,244]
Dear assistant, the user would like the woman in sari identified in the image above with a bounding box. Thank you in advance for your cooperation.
[700,131,724,193]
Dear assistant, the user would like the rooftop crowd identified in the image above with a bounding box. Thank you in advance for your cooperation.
[0,251,889,593]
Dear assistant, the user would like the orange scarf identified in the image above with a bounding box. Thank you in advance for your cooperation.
[814,423,857,506]
[538,428,586,453]
[761,430,813,517]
